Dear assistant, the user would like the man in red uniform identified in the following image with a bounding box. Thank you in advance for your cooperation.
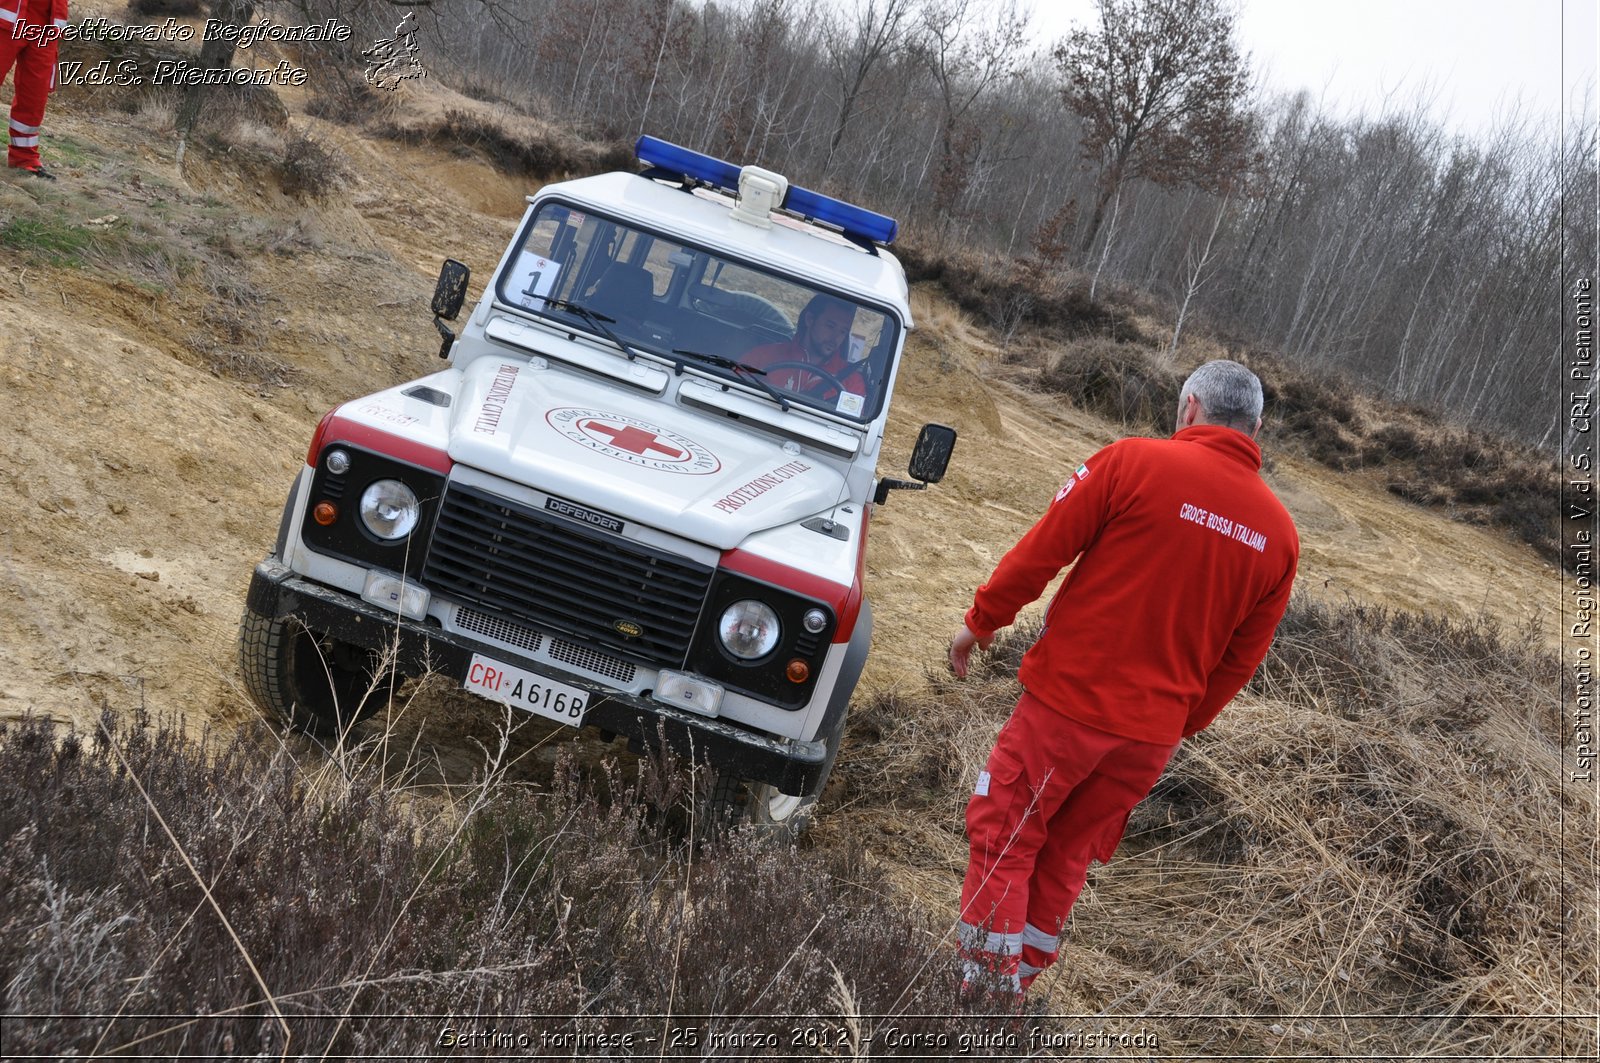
[948,359,1299,998]
[744,293,868,408]
[1,0,66,179]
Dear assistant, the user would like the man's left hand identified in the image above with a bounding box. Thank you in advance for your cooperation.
[949,625,994,678]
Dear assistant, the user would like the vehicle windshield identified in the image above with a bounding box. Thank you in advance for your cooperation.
[495,199,900,423]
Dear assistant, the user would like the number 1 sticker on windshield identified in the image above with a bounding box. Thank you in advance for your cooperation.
[508,252,563,311]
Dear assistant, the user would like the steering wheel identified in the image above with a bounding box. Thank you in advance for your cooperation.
[760,359,851,397]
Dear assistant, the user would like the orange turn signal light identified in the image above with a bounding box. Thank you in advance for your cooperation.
[312,501,339,526]
[785,659,810,683]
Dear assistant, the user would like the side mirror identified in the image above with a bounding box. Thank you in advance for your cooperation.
[431,259,471,358]
[432,259,471,319]
[908,422,957,484]
[873,422,958,505]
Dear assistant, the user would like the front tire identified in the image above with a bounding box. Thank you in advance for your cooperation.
[701,709,846,841]
[237,604,389,738]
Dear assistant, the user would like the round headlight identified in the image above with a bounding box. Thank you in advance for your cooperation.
[359,479,420,540]
[718,599,780,660]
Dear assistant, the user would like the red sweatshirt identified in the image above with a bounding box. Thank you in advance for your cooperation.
[965,425,1299,744]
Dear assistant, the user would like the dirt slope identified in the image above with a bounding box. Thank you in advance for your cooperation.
[0,46,1557,837]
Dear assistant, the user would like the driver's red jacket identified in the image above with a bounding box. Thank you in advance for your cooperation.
[743,339,866,402]
[964,425,1299,744]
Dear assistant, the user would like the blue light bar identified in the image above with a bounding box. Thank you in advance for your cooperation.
[636,136,740,191]
[783,183,898,246]
[634,135,900,246]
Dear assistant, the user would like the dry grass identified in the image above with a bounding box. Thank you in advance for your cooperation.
[0,693,1049,1058]
[835,596,1590,1058]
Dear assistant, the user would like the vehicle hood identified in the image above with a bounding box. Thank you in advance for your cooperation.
[447,358,847,550]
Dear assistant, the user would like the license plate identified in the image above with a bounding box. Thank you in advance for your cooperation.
[464,653,589,727]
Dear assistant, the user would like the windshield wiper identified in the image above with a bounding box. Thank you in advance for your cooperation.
[673,348,790,412]
[540,298,640,361]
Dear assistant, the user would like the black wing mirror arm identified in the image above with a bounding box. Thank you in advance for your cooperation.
[434,316,456,359]
[873,478,926,505]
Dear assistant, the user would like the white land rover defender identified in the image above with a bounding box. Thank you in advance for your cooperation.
[239,137,956,833]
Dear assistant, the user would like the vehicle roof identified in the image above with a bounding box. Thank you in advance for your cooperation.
[531,171,915,326]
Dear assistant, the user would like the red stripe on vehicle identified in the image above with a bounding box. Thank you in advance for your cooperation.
[308,414,453,474]
[305,407,339,467]
[720,508,869,643]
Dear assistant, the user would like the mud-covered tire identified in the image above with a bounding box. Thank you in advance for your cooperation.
[701,709,846,841]
[237,604,389,738]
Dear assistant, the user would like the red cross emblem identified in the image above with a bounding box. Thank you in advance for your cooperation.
[580,419,686,460]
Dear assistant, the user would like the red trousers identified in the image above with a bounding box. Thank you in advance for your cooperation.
[959,691,1176,991]
[0,19,57,170]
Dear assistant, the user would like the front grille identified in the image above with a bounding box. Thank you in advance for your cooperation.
[550,638,636,684]
[425,483,712,669]
[456,606,543,655]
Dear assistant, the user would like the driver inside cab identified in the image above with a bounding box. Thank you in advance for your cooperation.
[743,293,868,408]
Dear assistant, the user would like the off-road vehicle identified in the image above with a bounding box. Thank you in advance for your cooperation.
[239,136,955,833]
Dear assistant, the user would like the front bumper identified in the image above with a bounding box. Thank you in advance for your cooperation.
[246,558,827,795]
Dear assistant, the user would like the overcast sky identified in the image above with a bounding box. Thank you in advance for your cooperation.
[1028,0,1596,139]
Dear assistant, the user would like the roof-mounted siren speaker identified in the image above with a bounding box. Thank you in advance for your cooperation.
[732,166,789,229]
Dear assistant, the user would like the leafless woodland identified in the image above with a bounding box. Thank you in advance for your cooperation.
[310,0,1589,447]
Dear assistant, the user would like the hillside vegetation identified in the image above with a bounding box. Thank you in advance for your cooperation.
[377,0,1581,449]
[0,4,1588,1060]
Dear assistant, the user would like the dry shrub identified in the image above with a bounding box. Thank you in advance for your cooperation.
[1018,334,1562,563]
[1259,362,1367,469]
[127,0,203,15]
[304,79,391,125]
[1038,337,1184,431]
[177,266,297,390]
[55,26,288,129]
[375,110,633,181]
[185,332,298,390]
[840,597,1589,1057]
[1382,424,1565,565]
[0,709,1037,1058]
[1250,354,1564,562]
[276,130,347,199]
[842,626,1036,844]
[896,242,1134,340]
[1102,594,1586,1057]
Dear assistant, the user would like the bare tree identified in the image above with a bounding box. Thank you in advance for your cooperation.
[175,0,257,156]
[912,0,1030,226]
[1169,189,1228,356]
[1055,0,1253,255]
[819,0,915,180]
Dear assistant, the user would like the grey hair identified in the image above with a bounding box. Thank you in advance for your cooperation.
[1179,360,1263,432]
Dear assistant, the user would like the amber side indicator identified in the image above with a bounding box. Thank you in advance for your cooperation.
[785,659,810,683]
[312,501,338,526]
